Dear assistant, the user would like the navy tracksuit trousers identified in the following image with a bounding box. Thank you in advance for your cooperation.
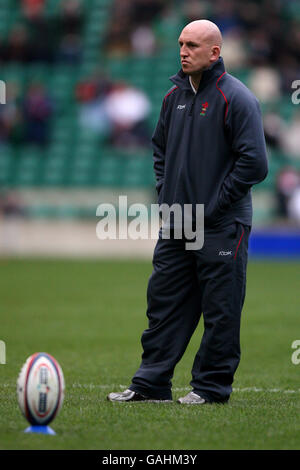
[130,222,250,403]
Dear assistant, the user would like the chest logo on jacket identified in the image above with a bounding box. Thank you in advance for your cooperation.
[200,101,209,116]
[177,104,186,110]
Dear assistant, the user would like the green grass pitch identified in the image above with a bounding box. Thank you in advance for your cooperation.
[0,258,299,450]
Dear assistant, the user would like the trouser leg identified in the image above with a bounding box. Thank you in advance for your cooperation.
[130,236,201,400]
[190,223,250,402]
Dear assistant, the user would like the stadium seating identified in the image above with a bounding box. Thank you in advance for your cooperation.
[0,0,297,224]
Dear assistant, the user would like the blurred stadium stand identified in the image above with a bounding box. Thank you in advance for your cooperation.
[0,0,300,255]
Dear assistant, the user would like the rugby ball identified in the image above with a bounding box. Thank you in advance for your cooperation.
[17,352,65,426]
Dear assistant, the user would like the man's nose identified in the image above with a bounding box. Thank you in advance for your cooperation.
[180,45,188,57]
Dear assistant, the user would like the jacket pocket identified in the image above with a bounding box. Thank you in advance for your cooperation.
[204,198,224,226]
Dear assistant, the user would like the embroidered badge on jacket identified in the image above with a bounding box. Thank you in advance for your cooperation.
[200,102,209,116]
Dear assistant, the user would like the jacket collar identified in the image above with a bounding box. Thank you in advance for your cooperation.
[169,56,226,93]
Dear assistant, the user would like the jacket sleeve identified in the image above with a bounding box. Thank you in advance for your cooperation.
[151,102,166,197]
[218,90,268,211]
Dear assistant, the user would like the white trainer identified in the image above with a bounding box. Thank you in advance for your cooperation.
[107,388,172,402]
[177,391,207,404]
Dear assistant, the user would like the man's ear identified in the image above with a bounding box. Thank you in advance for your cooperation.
[211,46,221,61]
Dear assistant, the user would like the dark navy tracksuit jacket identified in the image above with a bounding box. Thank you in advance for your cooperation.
[130,57,268,402]
[153,56,268,228]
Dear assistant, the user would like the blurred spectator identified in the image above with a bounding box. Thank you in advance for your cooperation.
[280,111,300,160]
[237,1,261,31]
[105,0,164,56]
[0,191,24,218]
[23,82,53,147]
[2,25,31,63]
[281,111,300,160]
[248,66,281,102]
[130,0,164,25]
[104,82,151,149]
[278,55,300,95]
[129,0,165,57]
[57,33,82,64]
[0,82,25,146]
[76,79,99,103]
[248,28,272,66]
[0,191,24,254]
[131,26,156,56]
[288,184,300,225]
[285,20,300,63]
[77,74,151,148]
[211,0,241,35]
[58,0,84,36]
[22,1,56,63]
[263,111,285,150]
[104,0,132,56]
[105,21,132,57]
[56,0,84,63]
[182,0,209,23]
[276,167,300,218]
[21,0,45,17]
[0,38,4,62]
[221,30,247,69]
[76,72,113,136]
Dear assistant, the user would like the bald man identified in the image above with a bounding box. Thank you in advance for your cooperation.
[108,20,268,404]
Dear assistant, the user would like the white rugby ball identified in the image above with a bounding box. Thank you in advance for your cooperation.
[17,352,65,426]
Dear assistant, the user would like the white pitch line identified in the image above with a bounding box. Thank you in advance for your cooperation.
[69,384,300,394]
[2,383,300,394]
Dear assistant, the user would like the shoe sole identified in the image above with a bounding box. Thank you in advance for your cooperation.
[177,400,206,404]
[107,395,172,403]
[177,398,207,404]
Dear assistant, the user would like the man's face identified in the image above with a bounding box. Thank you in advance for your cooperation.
[178,29,216,75]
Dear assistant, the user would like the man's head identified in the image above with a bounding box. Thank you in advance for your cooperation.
[178,20,222,76]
